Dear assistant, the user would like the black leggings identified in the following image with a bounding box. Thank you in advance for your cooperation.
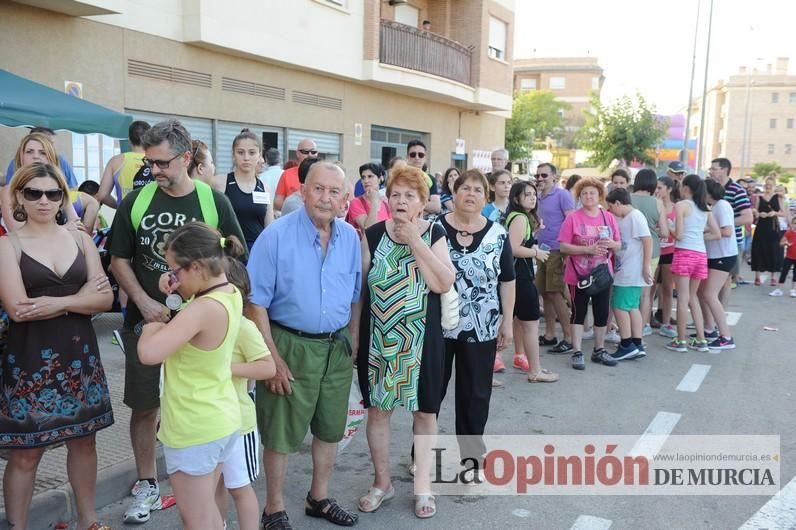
[780,258,796,284]
[568,284,611,327]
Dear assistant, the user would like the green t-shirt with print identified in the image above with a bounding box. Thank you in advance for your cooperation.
[108,184,247,329]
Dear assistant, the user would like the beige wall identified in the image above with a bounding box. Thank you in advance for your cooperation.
[0,2,504,180]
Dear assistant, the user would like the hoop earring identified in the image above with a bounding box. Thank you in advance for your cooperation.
[55,210,65,225]
[12,205,27,222]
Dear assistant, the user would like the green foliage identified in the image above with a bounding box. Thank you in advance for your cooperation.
[505,90,570,160]
[778,173,794,184]
[578,94,668,169]
[752,161,784,178]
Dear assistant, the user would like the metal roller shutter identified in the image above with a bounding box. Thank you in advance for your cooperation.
[286,129,341,161]
[126,110,213,149]
[216,121,284,175]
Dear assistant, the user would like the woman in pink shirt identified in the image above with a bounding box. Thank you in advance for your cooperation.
[559,177,621,370]
[347,163,391,235]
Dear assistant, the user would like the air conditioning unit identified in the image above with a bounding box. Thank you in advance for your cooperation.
[388,0,408,5]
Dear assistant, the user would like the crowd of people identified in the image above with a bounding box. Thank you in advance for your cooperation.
[0,117,791,530]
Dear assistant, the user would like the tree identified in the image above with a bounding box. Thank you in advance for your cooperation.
[752,161,783,178]
[578,93,668,169]
[505,90,569,160]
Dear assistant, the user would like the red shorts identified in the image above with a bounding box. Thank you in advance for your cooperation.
[671,248,708,280]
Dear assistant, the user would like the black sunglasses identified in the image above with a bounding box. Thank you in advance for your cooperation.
[143,152,182,169]
[298,149,319,156]
[408,151,426,159]
[22,187,64,202]
[535,172,551,179]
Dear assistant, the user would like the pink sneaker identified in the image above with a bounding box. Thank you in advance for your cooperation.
[493,355,506,373]
[512,354,529,372]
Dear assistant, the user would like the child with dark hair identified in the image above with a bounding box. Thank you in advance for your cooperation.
[665,175,720,353]
[606,188,652,360]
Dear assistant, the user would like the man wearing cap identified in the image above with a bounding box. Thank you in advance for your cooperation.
[667,161,686,182]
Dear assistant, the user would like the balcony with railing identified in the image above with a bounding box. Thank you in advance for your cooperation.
[379,19,473,87]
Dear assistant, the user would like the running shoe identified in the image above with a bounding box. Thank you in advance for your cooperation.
[769,288,784,297]
[641,324,653,337]
[708,336,736,350]
[688,338,710,352]
[112,330,125,354]
[512,354,529,372]
[591,347,618,366]
[791,289,796,298]
[605,330,621,344]
[665,339,688,353]
[610,342,640,361]
[493,355,506,373]
[124,480,162,524]
[571,351,585,370]
[549,340,574,354]
[658,324,678,338]
[690,329,718,339]
[582,328,595,340]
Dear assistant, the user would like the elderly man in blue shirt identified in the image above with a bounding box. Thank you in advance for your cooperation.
[247,161,362,530]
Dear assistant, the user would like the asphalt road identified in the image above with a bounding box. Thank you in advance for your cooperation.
[96,278,796,529]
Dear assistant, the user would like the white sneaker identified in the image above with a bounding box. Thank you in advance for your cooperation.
[124,480,162,524]
[642,324,653,337]
[769,288,784,297]
[790,289,796,298]
[582,329,595,340]
[605,330,621,344]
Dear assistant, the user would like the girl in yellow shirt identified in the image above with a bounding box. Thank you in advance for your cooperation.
[138,222,245,530]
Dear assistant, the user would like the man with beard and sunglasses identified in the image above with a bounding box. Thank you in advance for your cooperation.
[406,139,441,216]
[108,119,246,525]
[274,139,319,212]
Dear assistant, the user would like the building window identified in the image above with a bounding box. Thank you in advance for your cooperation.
[550,76,566,90]
[592,77,600,90]
[520,78,537,90]
[788,118,794,129]
[488,16,507,60]
[71,133,119,184]
[768,144,775,155]
[786,144,793,155]
[772,92,779,103]
[770,118,777,129]
[790,92,796,103]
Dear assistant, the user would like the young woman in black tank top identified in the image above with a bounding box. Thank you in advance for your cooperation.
[225,129,273,249]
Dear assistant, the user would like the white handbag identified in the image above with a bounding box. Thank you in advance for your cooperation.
[440,284,460,330]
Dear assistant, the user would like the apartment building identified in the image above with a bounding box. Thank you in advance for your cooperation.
[513,56,604,129]
[690,57,796,175]
[0,0,514,183]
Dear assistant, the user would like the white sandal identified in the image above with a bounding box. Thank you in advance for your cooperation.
[358,485,394,513]
[414,493,436,518]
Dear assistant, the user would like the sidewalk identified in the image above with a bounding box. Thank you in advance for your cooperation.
[0,313,168,530]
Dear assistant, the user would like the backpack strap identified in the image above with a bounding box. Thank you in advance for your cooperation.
[130,182,159,232]
[505,211,531,242]
[194,179,218,228]
[130,180,219,232]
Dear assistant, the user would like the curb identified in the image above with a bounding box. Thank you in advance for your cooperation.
[1,452,166,529]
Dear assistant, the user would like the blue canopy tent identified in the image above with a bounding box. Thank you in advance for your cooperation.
[0,69,132,138]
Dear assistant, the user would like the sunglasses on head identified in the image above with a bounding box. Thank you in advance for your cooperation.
[298,149,319,156]
[22,187,64,202]
[142,152,182,169]
[408,151,426,159]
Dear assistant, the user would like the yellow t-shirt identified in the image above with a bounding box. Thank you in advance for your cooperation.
[233,317,270,434]
[158,287,242,448]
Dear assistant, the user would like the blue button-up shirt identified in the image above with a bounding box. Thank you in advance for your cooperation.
[248,206,362,334]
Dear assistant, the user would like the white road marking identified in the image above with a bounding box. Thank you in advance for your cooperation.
[726,311,743,326]
[512,509,531,518]
[628,411,681,459]
[571,515,613,530]
[676,364,711,392]
[739,475,796,529]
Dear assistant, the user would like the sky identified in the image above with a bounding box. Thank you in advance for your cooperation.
[514,0,796,115]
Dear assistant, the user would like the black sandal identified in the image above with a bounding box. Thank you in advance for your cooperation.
[261,510,292,530]
[305,492,359,526]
